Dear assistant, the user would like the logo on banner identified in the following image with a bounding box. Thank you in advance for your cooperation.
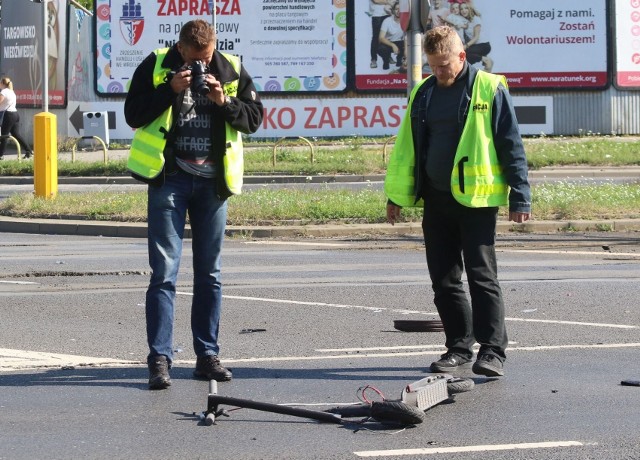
[120,0,144,46]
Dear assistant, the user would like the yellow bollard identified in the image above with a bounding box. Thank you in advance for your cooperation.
[33,113,58,199]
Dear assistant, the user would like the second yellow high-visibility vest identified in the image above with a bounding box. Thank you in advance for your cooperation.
[384,70,509,208]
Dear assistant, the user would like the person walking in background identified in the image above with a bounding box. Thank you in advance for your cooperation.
[0,77,33,160]
[368,0,391,69]
[124,19,263,390]
[384,26,531,378]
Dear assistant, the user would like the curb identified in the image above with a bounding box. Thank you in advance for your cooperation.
[1,216,639,239]
[1,166,639,238]
[0,166,639,186]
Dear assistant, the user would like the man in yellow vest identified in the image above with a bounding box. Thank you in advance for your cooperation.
[384,26,531,377]
[124,19,263,390]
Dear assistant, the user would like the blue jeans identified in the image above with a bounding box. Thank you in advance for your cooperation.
[145,169,227,364]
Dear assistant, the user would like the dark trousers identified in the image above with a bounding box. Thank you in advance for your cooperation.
[0,111,32,156]
[377,40,405,68]
[422,188,508,361]
[370,16,388,61]
[465,42,491,65]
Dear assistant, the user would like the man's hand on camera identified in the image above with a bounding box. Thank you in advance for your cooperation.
[169,69,192,93]
[205,74,226,106]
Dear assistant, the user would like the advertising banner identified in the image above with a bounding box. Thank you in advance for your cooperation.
[354,0,607,90]
[94,0,347,95]
[0,0,68,107]
[260,96,552,137]
[94,0,214,94]
[70,94,551,140]
[614,0,640,89]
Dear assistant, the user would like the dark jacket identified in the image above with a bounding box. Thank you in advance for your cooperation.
[124,45,263,197]
[410,64,531,213]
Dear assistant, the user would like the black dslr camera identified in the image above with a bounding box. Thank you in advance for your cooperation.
[188,60,210,96]
[167,60,210,96]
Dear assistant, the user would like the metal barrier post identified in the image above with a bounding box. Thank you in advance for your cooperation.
[0,135,22,161]
[382,135,397,163]
[272,136,315,166]
[71,136,108,164]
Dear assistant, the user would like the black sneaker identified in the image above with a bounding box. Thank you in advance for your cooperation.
[430,352,472,372]
[193,355,232,382]
[472,354,504,377]
[148,355,171,390]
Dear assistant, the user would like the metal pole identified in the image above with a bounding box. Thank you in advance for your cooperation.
[406,0,424,97]
[43,0,49,112]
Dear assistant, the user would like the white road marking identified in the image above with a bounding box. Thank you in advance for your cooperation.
[508,342,640,351]
[0,280,39,285]
[506,317,637,329]
[3,343,640,371]
[178,292,430,316]
[316,341,519,353]
[217,342,640,364]
[499,248,640,258]
[243,241,349,247]
[354,440,585,457]
[181,293,638,330]
[0,348,137,371]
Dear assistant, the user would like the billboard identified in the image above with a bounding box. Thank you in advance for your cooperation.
[0,0,68,107]
[94,0,347,95]
[614,0,640,89]
[354,0,608,90]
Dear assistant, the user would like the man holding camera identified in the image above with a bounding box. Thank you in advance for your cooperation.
[125,19,263,390]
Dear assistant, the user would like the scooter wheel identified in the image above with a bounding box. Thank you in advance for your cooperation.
[370,401,425,426]
[447,377,474,394]
[205,413,215,426]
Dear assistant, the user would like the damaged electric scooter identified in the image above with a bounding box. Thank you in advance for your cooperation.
[198,374,474,427]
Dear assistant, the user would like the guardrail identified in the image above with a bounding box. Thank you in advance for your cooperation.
[71,136,108,164]
[272,136,315,166]
[0,135,22,161]
[382,135,397,163]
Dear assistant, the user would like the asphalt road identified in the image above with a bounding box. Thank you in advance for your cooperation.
[1,231,640,459]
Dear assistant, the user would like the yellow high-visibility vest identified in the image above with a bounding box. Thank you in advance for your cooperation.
[452,71,508,207]
[128,48,244,194]
[384,71,508,208]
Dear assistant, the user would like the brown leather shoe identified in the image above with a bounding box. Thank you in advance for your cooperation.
[148,355,171,390]
[193,355,232,382]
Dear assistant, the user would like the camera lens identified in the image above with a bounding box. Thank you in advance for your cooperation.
[190,60,210,96]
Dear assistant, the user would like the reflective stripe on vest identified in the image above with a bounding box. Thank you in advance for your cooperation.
[127,48,172,179]
[383,81,425,208]
[219,52,243,195]
[451,71,509,208]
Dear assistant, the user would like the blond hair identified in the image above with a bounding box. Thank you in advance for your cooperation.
[423,25,464,55]
[460,2,480,20]
[0,77,13,90]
